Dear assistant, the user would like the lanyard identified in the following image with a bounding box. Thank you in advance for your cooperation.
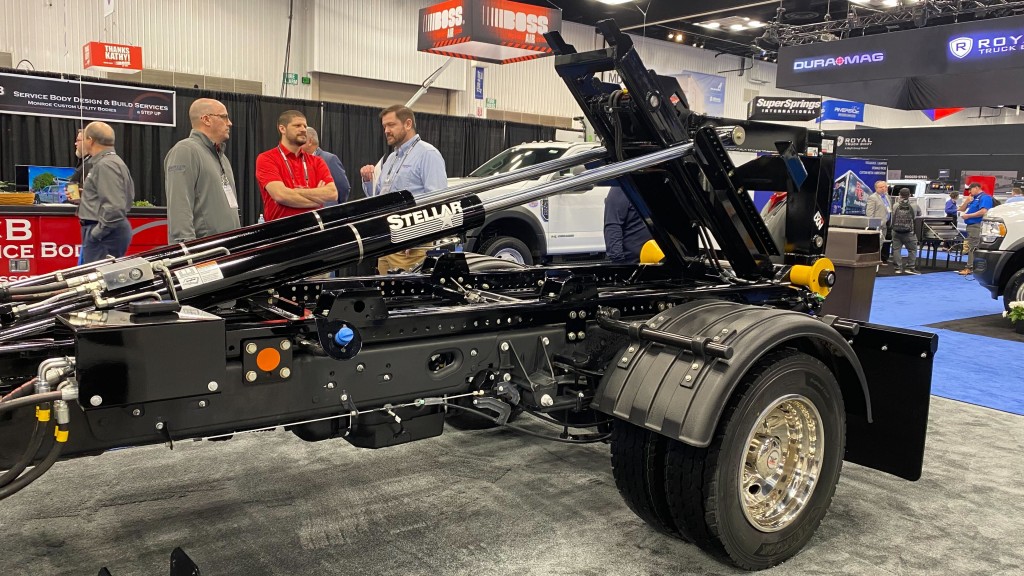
[279,147,310,188]
[378,136,420,196]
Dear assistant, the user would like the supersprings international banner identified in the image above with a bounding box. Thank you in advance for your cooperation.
[418,0,562,64]
[0,73,175,126]
[747,96,821,121]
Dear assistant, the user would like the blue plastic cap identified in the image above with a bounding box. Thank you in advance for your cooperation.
[334,326,355,346]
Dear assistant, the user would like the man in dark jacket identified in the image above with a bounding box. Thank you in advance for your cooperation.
[604,187,652,264]
[303,127,350,205]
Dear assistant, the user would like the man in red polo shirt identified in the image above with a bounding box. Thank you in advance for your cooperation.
[256,110,337,221]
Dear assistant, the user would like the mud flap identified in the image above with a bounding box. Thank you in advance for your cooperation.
[844,322,937,481]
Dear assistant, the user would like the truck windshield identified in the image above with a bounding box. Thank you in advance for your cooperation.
[469,147,566,177]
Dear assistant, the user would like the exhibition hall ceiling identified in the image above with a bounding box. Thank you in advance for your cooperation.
[516,0,1024,57]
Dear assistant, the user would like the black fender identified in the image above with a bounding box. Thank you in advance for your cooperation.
[464,207,547,255]
[594,299,871,449]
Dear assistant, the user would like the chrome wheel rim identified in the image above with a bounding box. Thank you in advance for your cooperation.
[738,394,824,533]
[492,247,526,264]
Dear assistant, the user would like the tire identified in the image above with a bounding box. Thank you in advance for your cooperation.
[1002,268,1024,312]
[478,236,534,265]
[610,420,679,538]
[662,350,846,570]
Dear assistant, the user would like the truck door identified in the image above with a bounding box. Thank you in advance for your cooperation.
[544,164,611,255]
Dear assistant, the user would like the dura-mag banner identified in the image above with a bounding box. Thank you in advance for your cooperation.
[0,72,175,126]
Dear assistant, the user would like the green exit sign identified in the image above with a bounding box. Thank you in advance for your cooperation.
[301,76,311,85]
[283,73,298,85]
[485,98,497,109]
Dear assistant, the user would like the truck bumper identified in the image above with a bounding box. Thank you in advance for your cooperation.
[973,248,1013,299]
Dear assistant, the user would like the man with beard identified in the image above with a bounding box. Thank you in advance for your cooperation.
[256,110,337,222]
[359,105,447,274]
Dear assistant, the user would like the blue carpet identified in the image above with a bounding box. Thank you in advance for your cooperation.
[869,269,1024,415]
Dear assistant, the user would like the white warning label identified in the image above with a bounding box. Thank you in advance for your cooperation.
[174,261,224,288]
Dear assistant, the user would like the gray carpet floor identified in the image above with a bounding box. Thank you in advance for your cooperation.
[1,396,1022,576]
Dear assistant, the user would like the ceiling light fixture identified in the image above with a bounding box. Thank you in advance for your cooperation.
[675,35,684,42]
[667,33,675,40]
[593,0,635,5]
[699,22,721,28]
[730,24,746,30]
[748,21,764,27]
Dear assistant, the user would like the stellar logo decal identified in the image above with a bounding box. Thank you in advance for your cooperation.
[948,33,1024,58]
[949,37,973,59]
[792,52,884,71]
[388,201,465,243]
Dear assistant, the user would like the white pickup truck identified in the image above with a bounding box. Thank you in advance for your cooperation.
[456,141,758,264]
[453,141,611,265]
[973,201,1024,310]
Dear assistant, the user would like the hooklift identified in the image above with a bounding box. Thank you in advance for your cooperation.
[0,21,934,571]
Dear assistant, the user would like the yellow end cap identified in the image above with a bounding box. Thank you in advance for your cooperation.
[640,240,665,264]
[789,257,835,298]
[54,428,69,443]
[36,407,52,422]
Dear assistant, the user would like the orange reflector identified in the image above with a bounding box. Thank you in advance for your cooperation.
[256,348,281,372]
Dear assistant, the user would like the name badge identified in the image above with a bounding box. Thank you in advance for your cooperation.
[223,184,238,209]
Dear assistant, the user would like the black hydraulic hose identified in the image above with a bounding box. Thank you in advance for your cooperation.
[0,280,71,301]
[0,392,63,416]
[0,423,67,501]
[0,417,48,487]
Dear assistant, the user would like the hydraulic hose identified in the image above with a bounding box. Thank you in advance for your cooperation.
[0,280,72,302]
[0,422,68,501]
[1,377,38,401]
[0,392,63,416]
[0,412,49,487]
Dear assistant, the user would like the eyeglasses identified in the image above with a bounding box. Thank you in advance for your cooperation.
[205,113,230,121]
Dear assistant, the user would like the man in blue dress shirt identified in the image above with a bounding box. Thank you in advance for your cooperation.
[303,127,350,205]
[360,105,448,274]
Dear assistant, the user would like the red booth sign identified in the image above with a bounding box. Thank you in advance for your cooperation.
[83,42,143,74]
[418,0,561,64]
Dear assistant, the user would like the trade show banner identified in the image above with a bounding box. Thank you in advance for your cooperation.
[831,156,887,216]
[82,41,142,74]
[417,0,562,64]
[746,96,821,121]
[673,71,726,116]
[820,100,864,122]
[0,73,175,126]
[777,13,1024,109]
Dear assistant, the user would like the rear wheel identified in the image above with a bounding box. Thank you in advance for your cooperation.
[660,350,845,569]
[609,421,679,538]
[479,236,534,265]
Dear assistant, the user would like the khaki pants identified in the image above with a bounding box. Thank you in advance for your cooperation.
[378,247,428,275]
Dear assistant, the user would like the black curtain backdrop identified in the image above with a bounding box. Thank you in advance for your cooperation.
[0,69,555,224]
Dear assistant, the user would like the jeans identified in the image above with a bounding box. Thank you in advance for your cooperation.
[891,231,918,270]
[81,220,132,264]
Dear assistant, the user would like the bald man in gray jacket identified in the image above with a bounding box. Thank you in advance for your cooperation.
[79,122,134,263]
[164,98,241,243]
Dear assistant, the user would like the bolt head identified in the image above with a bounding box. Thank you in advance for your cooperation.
[503,373,512,382]
[685,375,693,382]
[541,337,550,346]
[383,374,391,381]
[692,363,700,370]
[245,343,258,355]
[881,345,888,351]
[569,311,578,319]
[89,395,103,407]
[628,346,636,353]
[245,371,258,382]
[280,367,291,378]
[920,352,928,358]
[132,408,141,417]
[341,394,349,402]
[327,381,336,389]
[577,331,586,340]
[500,342,510,352]
[356,363,365,372]
[622,356,630,363]
[568,332,577,341]
[579,311,587,319]
[208,381,219,392]
[540,394,554,407]
[470,349,478,357]
[280,340,291,351]
[198,400,207,408]
[155,422,164,431]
